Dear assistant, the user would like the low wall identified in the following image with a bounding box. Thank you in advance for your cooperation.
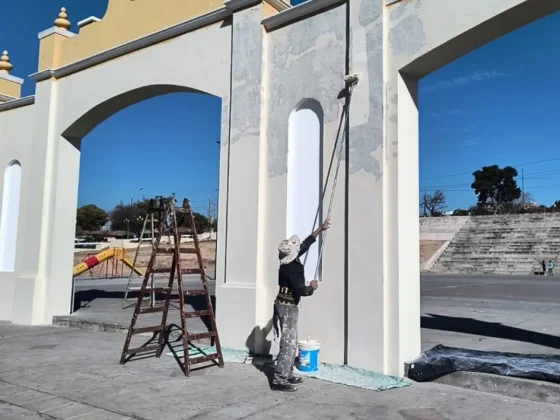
[420,216,470,241]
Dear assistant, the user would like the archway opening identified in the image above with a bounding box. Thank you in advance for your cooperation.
[287,99,324,281]
[417,10,560,362]
[68,88,222,332]
[0,160,22,272]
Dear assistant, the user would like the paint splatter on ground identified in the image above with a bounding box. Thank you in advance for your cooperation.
[166,346,410,391]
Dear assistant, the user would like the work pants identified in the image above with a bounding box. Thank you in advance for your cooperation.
[272,302,299,385]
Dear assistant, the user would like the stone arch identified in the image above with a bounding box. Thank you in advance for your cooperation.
[0,160,22,272]
[381,0,560,375]
[61,84,216,143]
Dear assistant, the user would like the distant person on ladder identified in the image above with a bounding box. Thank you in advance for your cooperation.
[271,218,331,392]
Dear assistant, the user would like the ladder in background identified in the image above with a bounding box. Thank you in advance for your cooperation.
[122,198,174,309]
[119,196,224,376]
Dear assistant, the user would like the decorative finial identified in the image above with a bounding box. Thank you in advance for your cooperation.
[54,7,71,30]
[0,51,13,73]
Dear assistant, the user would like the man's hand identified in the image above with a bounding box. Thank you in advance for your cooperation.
[312,219,331,239]
[310,280,319,290]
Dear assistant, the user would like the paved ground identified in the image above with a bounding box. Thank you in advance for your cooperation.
[60,274,217,335]
[421,274,560,303]
[67,274,560,357]
[3,322,560,420]
[421,274,560,355]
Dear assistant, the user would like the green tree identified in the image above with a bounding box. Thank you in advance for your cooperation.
[76,204,108,232]
[178,211,215,234]
[421,189,446,217]
[452,209,469,216]
[471,165,521,214]
[109,200,149,235]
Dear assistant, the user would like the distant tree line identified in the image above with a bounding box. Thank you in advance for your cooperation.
[75,198,217,237]
[422,164,558,217]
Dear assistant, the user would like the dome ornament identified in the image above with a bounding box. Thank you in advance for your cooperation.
[0,51,13,74]
[54,7,71,30]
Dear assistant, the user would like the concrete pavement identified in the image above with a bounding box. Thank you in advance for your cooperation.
[2,322,560,419]
[65,274,560,357]
[421,274,560,356]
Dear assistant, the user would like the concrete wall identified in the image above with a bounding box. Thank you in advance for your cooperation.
[0,102,34,321]
[261,4,347,363]
[216,3,264,352]
[1,21,232,325]
[420,216,470,241]
[2,0,560,377]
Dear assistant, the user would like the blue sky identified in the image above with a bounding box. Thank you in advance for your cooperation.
[2,1,560,214]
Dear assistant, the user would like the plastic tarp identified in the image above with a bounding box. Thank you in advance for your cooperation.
[408,344,560,384]
[167,346,411,391]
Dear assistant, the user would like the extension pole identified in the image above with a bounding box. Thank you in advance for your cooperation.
[303,75,359,280]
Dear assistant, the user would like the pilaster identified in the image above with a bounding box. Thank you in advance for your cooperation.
[37,8,76,72]
[216,0,267,353]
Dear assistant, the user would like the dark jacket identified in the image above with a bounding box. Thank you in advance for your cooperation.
[277,235,316,305]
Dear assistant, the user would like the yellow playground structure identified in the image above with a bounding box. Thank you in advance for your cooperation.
[72,247,144,278]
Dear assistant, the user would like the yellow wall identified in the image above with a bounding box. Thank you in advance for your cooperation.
[38,33,67,71]
[48,0,224,69]
[0,78,21,99]
[263,2,281,18]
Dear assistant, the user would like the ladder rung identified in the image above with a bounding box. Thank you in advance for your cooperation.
[126,343,161,355]
[151,268,203,275]
[139,306,166,314]
[156,247,197,254]
[184,289,207,296]
[141,287,171,294]
[133,325,164,334]
[189,353,220,365]
[183,310,212,319]
[187,331,216,341]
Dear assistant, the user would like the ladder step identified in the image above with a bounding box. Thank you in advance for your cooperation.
[189,353,220,365]
[183,310,212,319]
[156,247,197,254]
[126,343,161,355]
[151,268,203,275]
[133,325,164,334]
[139,306,166,314]
[141,287,171,294]
[184,289,208,296]
[187,331,216,341]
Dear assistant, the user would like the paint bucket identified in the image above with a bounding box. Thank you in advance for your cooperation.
[297,340,320,372]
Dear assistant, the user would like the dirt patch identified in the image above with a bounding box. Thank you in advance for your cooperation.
[420,240,446,265]
[74,241,216,278]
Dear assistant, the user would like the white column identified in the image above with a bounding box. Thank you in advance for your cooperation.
[13,79,61,324]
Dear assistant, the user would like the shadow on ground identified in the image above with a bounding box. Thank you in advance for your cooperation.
[422,313,560,350]
[73,289,216,331]
[245,317,277,387]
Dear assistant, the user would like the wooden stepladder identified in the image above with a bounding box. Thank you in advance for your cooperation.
[122,198,162,309]
[119,196,224,376]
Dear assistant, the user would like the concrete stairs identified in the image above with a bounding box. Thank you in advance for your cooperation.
[430,214,560,275]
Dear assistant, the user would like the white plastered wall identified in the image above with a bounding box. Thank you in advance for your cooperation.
[10,21,232,325]
[2,0,559,378]
[0,103,34,321]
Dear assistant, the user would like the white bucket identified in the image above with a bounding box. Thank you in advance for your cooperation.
[297,340,320,372]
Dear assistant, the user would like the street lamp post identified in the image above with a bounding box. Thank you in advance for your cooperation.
[125,218,130,239]
[131,187,144,206]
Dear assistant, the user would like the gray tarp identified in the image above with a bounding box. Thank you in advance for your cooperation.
[408,345,560,384]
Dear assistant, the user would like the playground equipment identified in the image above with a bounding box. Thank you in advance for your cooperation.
[72,247,144,277]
